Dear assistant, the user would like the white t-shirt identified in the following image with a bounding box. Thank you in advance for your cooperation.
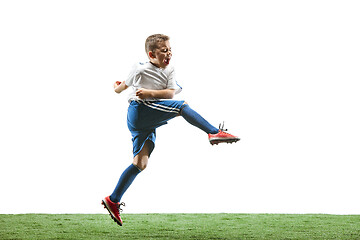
[125,62,182,102]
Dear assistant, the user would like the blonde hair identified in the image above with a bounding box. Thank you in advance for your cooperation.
[145,34,170,54]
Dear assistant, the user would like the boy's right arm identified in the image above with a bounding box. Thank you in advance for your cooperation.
[114,81,128,94]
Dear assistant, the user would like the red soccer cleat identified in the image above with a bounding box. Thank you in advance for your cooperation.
[208,122,240,145]
[101,196,125,226]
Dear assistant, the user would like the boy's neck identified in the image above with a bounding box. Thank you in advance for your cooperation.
[149,61,164,69]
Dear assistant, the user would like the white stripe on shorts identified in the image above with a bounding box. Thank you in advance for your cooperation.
[142,100,181,114]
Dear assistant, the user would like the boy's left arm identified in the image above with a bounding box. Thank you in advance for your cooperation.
[136,88,175,99]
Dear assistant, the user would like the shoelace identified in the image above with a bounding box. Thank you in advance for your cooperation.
[117,202,125,213]
[219,121,228,132]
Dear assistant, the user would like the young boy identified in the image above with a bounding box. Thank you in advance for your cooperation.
[102,34,239,226]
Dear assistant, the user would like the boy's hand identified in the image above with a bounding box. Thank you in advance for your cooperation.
[114,81,128,94]
[136,88,152,99]
[114,81,121,89]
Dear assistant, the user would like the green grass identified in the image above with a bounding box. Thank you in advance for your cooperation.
[1,214,359,239]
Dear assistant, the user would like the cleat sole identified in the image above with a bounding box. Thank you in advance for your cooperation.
[210,138,240,145]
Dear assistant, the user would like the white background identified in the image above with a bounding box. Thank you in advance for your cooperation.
[1,0,359,214]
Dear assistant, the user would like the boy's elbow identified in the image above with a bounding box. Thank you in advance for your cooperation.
[167,90,175,99]
[169,91,175,99]
[170,89,176,98]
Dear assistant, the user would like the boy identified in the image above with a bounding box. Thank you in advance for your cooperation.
[102,34,239,226]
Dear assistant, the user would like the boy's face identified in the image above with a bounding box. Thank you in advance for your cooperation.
[148,40,172,68]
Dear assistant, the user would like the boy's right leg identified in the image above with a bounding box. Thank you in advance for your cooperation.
[102,141,151,226]
[109,140,151,203]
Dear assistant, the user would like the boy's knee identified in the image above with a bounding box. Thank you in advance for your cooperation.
[179,101,189,115]
[133,161,147,171]
[138,163,147,171]
[133,140,151,170]
[133,153,149,171]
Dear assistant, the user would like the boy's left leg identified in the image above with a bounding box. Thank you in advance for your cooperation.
[180,103,240,144]
[180,103,219,134]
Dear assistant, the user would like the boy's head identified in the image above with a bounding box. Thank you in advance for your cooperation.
[145,34,172,69]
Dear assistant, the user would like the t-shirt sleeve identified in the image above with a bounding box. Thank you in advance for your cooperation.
[167,67,182,94]
[124,63,140,87]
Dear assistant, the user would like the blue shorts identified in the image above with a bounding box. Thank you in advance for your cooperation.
[127,100,185,157]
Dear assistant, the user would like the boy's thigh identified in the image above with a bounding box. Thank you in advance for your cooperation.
[128,100,185,130]
[130,129,155,158]
[143,100,185,116]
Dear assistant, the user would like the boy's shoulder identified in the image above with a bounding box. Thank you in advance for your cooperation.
[134,61,174,74]
[132,62,151,73]
[132,61,148,70]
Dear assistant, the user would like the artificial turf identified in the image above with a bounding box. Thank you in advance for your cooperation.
[1,213,359,239]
